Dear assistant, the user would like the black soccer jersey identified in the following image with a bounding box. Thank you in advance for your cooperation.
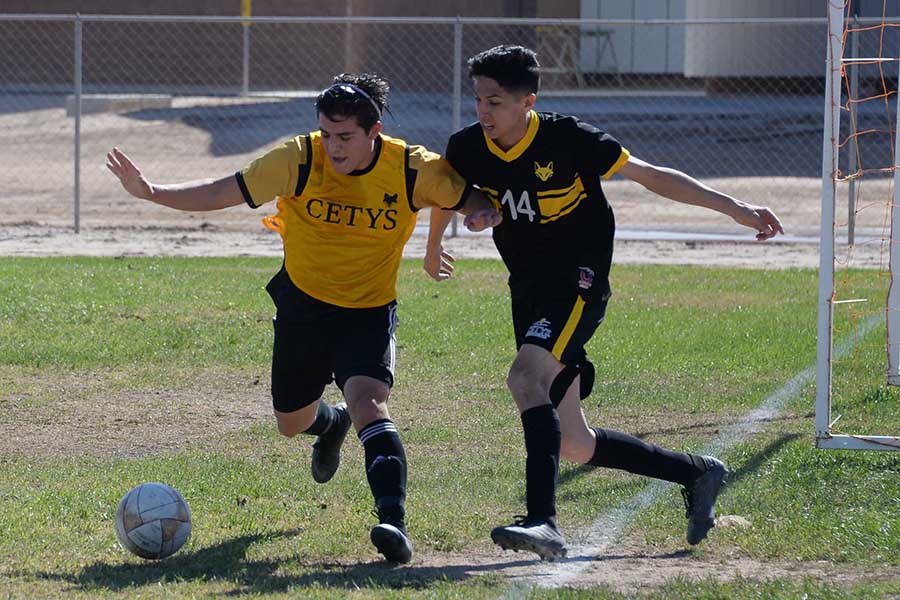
[445,111,629,282]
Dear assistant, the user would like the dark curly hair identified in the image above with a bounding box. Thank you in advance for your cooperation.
[315,72,390,132]
[468,45,540,95]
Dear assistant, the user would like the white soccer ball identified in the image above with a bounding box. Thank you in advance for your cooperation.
[114,482,192,560]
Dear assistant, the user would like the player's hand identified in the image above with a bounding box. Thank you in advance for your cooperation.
[106,147,154,200]
[463,208,502,232]
[735,204,784,241]
[424,245,455,281]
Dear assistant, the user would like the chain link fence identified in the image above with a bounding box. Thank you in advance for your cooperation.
[0,15,853,235]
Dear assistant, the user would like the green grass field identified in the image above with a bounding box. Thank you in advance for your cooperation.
[0,257,898,599]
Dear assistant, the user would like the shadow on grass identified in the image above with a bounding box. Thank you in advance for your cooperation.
[594,549,692,562]
[32,528,534,594]
[725,432,802,488]
[630,412,804,439]
[551,432,803,506]
[559,463,597,487]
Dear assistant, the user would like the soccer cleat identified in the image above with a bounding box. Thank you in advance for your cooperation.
[310,403,351,484]
[371,504,413,564]
[682,455,727,545]
[491,516,567,561]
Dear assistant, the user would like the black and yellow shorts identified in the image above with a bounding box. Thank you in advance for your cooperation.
[266,268,398,413]
[509,274,609,366]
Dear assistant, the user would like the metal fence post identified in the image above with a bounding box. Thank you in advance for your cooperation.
[847,13,860,245]
[74,13,82,234]
[241,0,251,95]
[451,16,462,238]
[242,24,250,95]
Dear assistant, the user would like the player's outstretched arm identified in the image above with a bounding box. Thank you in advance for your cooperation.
[106,147,245,212]
[617,155,784,241]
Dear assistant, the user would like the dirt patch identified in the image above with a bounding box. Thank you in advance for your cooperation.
[507,537,891,593]
[1,222,881,271]
[318,534,894,595]
[0,367,271,459]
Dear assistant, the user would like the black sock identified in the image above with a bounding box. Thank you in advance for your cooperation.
[521,404,561,524]
[302,401,341,436]
[588,427,704,485]
[358,419,407,524]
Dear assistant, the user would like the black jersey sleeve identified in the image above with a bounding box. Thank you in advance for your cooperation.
[445,131,472,181]
[568,118,629,180]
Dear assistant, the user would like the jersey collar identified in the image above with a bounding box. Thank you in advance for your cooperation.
[348,135,383,176]
[483,110,539,163]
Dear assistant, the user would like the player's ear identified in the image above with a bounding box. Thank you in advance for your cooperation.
[523,93,536,111]
[368,121,383,139]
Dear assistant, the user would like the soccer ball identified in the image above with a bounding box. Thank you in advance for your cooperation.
[114,482,192,560]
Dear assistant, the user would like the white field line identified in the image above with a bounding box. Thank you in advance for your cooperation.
[499,315,880,595]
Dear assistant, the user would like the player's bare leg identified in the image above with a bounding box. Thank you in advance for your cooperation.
[556,377,595,464]
[556,373,727,545]
[274,398,324,437]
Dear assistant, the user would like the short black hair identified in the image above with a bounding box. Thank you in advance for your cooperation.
[467,45,540,95]
[315,72,389,132]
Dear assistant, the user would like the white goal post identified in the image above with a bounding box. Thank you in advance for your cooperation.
[816,1,900,451]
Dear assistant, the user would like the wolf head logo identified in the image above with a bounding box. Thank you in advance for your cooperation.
[383,192,398,206]
[534,161,554,182]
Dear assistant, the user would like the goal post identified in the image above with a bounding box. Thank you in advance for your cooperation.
[890,114,900,388]
[816,0,900,451]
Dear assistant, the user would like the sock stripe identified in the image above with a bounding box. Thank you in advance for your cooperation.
[358,420,398,444]
[388,304,398,376]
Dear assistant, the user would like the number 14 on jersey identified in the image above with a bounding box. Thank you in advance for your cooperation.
[501,190,536,222]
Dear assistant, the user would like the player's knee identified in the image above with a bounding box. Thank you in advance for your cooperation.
[506,361,535,398]
[346,396,386,426]
[344,392,390,426]
[342,376,391,424]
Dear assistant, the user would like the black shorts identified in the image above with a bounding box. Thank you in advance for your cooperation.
[510,274,608,366]
[266,268,398,413]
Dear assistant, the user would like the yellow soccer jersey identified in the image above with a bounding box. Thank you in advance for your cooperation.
[236,132,469,308]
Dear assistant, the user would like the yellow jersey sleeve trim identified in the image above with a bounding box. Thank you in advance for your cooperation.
[483,110,540,163]
[601,147,630,180]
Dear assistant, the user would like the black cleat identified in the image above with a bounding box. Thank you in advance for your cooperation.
[371,504,413,564]
[682,455,727,545]
[311,403,351,484]
[371,523,413,564]
[491,516,567,561]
